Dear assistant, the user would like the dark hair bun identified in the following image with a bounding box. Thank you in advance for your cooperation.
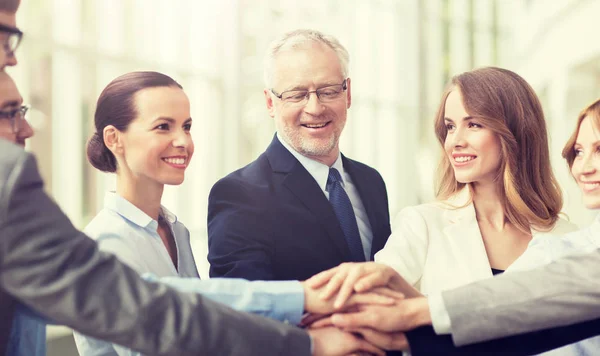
[86,132,117,173]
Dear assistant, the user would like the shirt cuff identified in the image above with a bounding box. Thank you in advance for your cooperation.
[428,292,452,335]
[268,280,305,325]
[141,273,305,325]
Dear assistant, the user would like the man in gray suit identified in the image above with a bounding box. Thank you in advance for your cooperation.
[0,137,310,355]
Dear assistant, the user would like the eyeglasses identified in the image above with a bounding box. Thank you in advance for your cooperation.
[271,79,348,105]
[0,105,29,133]
[0,23,23,57]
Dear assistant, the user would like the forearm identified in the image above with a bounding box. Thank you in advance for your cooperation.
[152,275,305,325]
[0,152,311,356]
[443,249,600,345]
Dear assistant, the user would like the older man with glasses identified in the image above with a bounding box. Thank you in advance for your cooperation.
[207,29,393,285]
[206,29,401,353]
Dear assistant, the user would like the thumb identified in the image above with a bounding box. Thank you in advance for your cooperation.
[331,310,374,329]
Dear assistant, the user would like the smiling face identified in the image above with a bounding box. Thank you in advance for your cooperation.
[264,41,351,166]
[571,115,600,209]
[114,86,194,187]
[443,89,503,186]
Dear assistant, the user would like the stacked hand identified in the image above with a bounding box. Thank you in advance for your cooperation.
[303,262,432,355]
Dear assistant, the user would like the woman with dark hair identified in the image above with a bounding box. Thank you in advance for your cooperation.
[374,67,577,294]
[73,71,198,355]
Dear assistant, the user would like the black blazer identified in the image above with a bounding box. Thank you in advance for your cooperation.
[208,135,392,281]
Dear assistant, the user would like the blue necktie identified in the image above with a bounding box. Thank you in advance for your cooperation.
[327,168,365,262]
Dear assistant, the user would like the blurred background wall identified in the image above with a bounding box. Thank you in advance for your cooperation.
[6,0,600,353]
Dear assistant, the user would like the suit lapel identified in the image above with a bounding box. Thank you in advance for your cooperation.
[442,190,493,282]
[266,136,352,260]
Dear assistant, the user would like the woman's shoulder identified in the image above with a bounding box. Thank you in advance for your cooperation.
[397,200,452,215]
[392,199,466,232]
[83,208,131,240]
[395,197,470,219]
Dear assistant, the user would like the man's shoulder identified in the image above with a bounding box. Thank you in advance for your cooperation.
[343,155,383,179]
[215,152,273,187]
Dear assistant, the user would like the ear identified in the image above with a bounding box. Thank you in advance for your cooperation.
[103,125,123,155]
[264,89,276,118]
[345,78,352,109]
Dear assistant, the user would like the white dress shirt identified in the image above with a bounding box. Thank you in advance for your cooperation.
[277,133,374,260]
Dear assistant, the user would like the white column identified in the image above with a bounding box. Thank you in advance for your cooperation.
[51,0,83,225]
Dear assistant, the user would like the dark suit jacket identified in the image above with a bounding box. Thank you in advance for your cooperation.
[407,319,600,355]
[208,135,391,281]
[0,139,310,356]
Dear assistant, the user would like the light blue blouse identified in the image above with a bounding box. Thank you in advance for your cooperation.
[73,192,304,356]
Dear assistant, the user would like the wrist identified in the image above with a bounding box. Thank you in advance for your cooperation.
[409,297,432,328]
[307,329,320,355]
[300,281,309,312]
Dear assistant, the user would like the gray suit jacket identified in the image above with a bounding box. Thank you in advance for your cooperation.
[0,139,311,356]
[443,248,600,346]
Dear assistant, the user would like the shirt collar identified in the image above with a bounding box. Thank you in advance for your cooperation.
[104,192,178,229]
[277,132,345,192]
[590,213,600,234]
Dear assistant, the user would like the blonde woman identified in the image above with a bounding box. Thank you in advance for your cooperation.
[375,67,577,294]
[308,98,600,355]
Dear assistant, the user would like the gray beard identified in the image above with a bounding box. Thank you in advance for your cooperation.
[281,126,339,158]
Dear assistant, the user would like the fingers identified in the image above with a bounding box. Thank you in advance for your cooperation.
[354,337,386,356]
[356,269,422,298]
[348,328,409,351]
[308,315,335,328]
[369,287,404,300]
[319,265,351,301]
[333,264,370,308]
[331,308,377,329]
[300,313,328,328]
[354,268,392,293]
[344,292,395,308]
[305,266,339,289]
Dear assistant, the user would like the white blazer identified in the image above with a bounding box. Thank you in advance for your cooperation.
[375,189,578,295]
